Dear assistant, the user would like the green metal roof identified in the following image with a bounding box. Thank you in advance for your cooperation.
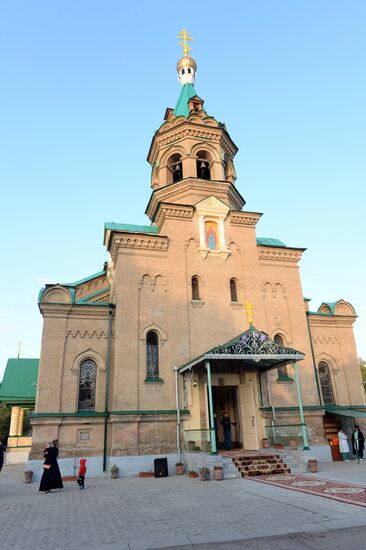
[174,83,199,117]
[256,237,287,247]
[0,359,39,404]
[63,270,106,287]
[104,222,159,234]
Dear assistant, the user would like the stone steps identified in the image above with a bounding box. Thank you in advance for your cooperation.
[232,453,291,478]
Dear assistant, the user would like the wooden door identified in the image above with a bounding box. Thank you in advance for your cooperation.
[238,383,259,450]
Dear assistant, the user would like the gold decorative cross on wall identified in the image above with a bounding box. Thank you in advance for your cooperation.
[244,302,255,326]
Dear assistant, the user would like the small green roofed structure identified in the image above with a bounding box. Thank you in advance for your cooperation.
[0,358,39,464]
[0,358,39,405]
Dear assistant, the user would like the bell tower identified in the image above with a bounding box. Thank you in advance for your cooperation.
[146,30,244,223]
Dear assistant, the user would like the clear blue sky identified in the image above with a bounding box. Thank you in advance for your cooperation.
[1,1,365,377]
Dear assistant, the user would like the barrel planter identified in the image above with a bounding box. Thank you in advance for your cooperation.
[24,470,33,483]
[308,459,318,473]
[213,465,224,481]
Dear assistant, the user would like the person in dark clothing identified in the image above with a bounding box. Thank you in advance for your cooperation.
[0,440,4,471]
[77,458,87,489]
[352,425,365,461]
[220,411,233,451]
[39,441,64,493]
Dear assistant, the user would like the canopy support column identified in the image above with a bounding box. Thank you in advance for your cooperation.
[292,361,310,450]
[205,360,217,455]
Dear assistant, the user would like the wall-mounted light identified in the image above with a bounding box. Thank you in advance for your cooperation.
[193,380,197,388]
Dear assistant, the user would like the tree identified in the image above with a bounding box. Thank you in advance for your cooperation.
[359,357,366,379]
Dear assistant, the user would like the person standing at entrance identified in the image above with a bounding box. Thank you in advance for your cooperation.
[0,440,4,472]
[352,425,365,462]
[338,428,350,462]
[220,411,233,451]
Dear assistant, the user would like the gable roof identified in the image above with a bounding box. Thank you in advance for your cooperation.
[0,359,39,404]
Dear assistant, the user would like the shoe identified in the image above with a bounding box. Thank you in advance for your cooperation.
[345,460,350,462]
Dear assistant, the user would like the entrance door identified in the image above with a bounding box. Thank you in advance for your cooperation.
[238,383,259,450]
[212,386,241,449]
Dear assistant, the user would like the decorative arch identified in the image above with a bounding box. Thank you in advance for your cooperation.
[141,322,167,342]
[41,285,72,304]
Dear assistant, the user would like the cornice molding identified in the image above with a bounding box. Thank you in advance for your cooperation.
[258,247,304,263]
[109,233,168,262]
[66,329,113,339]
[155,203,194,228]
[146,178,245,221]
[229,211,262,227]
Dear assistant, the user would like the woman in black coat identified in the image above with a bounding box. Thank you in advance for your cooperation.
[351,425,365,459]
[39,441,64,493]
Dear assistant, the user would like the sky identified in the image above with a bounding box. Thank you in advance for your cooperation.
[0,1,365,377]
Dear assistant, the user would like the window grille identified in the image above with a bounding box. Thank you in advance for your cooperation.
[192,276,200,300]
[318,361,335,404]
[274,334,289,380]
[78,359,96,410]
[230,278,238,302]
[146,331,159,378]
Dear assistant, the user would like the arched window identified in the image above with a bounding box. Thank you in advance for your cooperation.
[318,361,335,404]
[230,278,238,302]
[146,331,159,378]
[274,334,289,380]
[205,221,218,250]
[168,153,183,183]
[191,276,200,300]
[196,150,211,180]
[78,359,97,411]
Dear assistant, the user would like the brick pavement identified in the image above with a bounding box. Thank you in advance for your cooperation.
[1,465,366,550]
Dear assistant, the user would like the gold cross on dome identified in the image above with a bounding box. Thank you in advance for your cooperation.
[176,28,194,56]
[244,302,255,326]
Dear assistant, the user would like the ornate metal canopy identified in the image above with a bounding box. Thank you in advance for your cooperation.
[178,325,304,374]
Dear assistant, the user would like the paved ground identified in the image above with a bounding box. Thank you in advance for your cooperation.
[1,463,366,550]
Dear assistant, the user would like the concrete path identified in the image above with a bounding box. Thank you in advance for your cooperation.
[1,464,366,550]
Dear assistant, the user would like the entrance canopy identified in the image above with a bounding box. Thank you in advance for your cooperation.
[178,325,304,374]
[325,408,366,419]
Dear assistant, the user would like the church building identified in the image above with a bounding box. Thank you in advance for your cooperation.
[28,32,363,477]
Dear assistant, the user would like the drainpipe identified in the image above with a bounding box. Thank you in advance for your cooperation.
[205,360,217,454]
[292,361,310,450]
[103,305,113,472]
[306,312,322,406]
[267,376,276,444]
[174,366,181,462]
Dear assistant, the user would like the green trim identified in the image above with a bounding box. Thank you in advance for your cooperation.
[31,409,190,418]
[144,376,164,383]
[276,377,294,383]
[260,405,366,412]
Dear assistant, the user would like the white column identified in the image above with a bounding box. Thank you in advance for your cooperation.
[9,406,20,437]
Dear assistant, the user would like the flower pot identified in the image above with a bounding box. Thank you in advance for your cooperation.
[175,464,184,475]
[289,439,298,450]
[188,471,198,478]
[275,443,284,450]
[139,471,154,478]
[262,438,270,449]
[308,459,318,473]
[24,471,33,483]
[213,465,224,481]
[111,471,119,479]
